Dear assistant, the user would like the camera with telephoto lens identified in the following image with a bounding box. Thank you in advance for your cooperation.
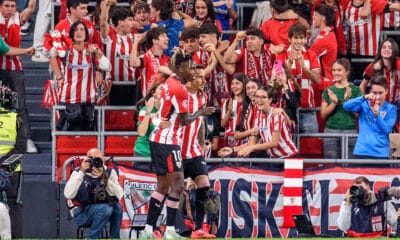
[349,185,369,204]
[0,154,23,175]
[93,180,107,202]
[87,157,103,169]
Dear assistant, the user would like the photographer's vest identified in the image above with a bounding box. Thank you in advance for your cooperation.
[348,201,385,237]
[0,109,17,157]
[73,168,114,207]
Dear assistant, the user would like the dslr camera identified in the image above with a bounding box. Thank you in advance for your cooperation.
[93,180,107,203]
[87,156,103,169]
[0,154,22,175]
[349,185,369,204]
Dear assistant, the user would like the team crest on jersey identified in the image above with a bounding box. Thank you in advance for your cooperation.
[123,179,157,220]
[380,111,387,118]
[182,99,188,108]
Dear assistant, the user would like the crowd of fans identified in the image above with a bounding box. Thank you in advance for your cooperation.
[5,0,400,159]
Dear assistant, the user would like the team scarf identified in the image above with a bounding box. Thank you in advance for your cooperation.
[282,158,303,228]
[244,47,273,86]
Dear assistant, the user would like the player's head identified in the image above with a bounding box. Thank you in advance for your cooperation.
[170,48,196,84]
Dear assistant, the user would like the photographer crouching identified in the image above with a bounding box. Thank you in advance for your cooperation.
[337,176,400,238]
[64,148,124,239]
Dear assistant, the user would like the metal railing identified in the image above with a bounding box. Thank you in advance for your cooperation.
[60,155,400,182]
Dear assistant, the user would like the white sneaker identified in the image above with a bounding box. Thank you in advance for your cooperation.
[20,21,31,35]
[31,50,49,63]
[26,139,38,153]
[140,228,153,239]
[164,229,184,239]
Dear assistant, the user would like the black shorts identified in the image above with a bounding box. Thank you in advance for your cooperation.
[182,156,209,180]
[150,142,183,175]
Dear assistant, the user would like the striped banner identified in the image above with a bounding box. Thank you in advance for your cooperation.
[282,158,303,227]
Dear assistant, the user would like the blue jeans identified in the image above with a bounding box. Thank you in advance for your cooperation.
[298,111,318,133]
[73,203,122,239]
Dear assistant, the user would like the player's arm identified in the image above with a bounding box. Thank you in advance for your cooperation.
[179,106,215,126]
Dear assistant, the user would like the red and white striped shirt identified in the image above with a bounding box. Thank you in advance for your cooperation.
[199,50,230,108]
[102,27,136,82]
[344,0,387,56]
[235,45,275,86]
[59,48,97,104]
[140,49,170,97]
[0,12,23,70]
[384,0,400,28]
[276,46,320,108]
[255,107,297,158]
[149,76,189,145]
[363,63,399,103]
[55,18,101,48]
[181,91,207,159]
[221,98,243,147]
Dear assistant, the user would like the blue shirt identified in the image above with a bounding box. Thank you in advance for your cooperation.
[213,0,237,40]
[156,19,184,57]
[343,96,397,158]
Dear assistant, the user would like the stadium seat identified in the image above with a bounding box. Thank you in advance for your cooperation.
[105,110,136,131]
[56,136,99,181]
[104,135,137,156]
[299,137,323,158]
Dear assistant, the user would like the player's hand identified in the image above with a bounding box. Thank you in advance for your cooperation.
[200,106,216,116]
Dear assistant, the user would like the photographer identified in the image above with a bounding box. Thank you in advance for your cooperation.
[64,148,123,239]
[337,176,399,238]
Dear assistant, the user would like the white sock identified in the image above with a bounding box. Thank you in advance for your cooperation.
[165,226,175,232]
[144,224,153,232]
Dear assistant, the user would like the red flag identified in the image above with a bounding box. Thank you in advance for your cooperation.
[282,158,303,227]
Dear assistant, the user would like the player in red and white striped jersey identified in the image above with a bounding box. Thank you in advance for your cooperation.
[100,4,137,105]
[55,21,111,131]
[130,27,171,98]
[143,50,215,239]
[218,86,298,158]
[181,65,216,239]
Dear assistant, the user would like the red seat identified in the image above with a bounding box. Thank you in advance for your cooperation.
[105,110,136,131]
[299,137,323,158]
[56,136,99,182]
[105,135,137,166]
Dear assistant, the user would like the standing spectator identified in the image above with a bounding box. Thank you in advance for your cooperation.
[130,27,171,98]
[131,1,150,35]
[213,0,237,40]
[182,64,216,239]
[343,75,397,159]
[309,4,337,83]
[100,3,137,105]
[53,21,111,131]
[359,38,399,104]
[142,50,214,239]
[134,78,165,171]
[311,0,347,56]
[270,60,301,129]
[31,0,51,62]
[343,0,400,79]
[224,28,275,86]
[276,24,320,133]
[259,0,310,54]
[218,86,298,158]
[0,0,37,153]
[193,0,222,32]
[320,58,361,159]
[221,72,246,148]
[198,22,234,108]
[234,78,259,145]
[181,27,217,76]
[150,0,196,56]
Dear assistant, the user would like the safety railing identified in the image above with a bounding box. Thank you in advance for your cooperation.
[61,155,400,182]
